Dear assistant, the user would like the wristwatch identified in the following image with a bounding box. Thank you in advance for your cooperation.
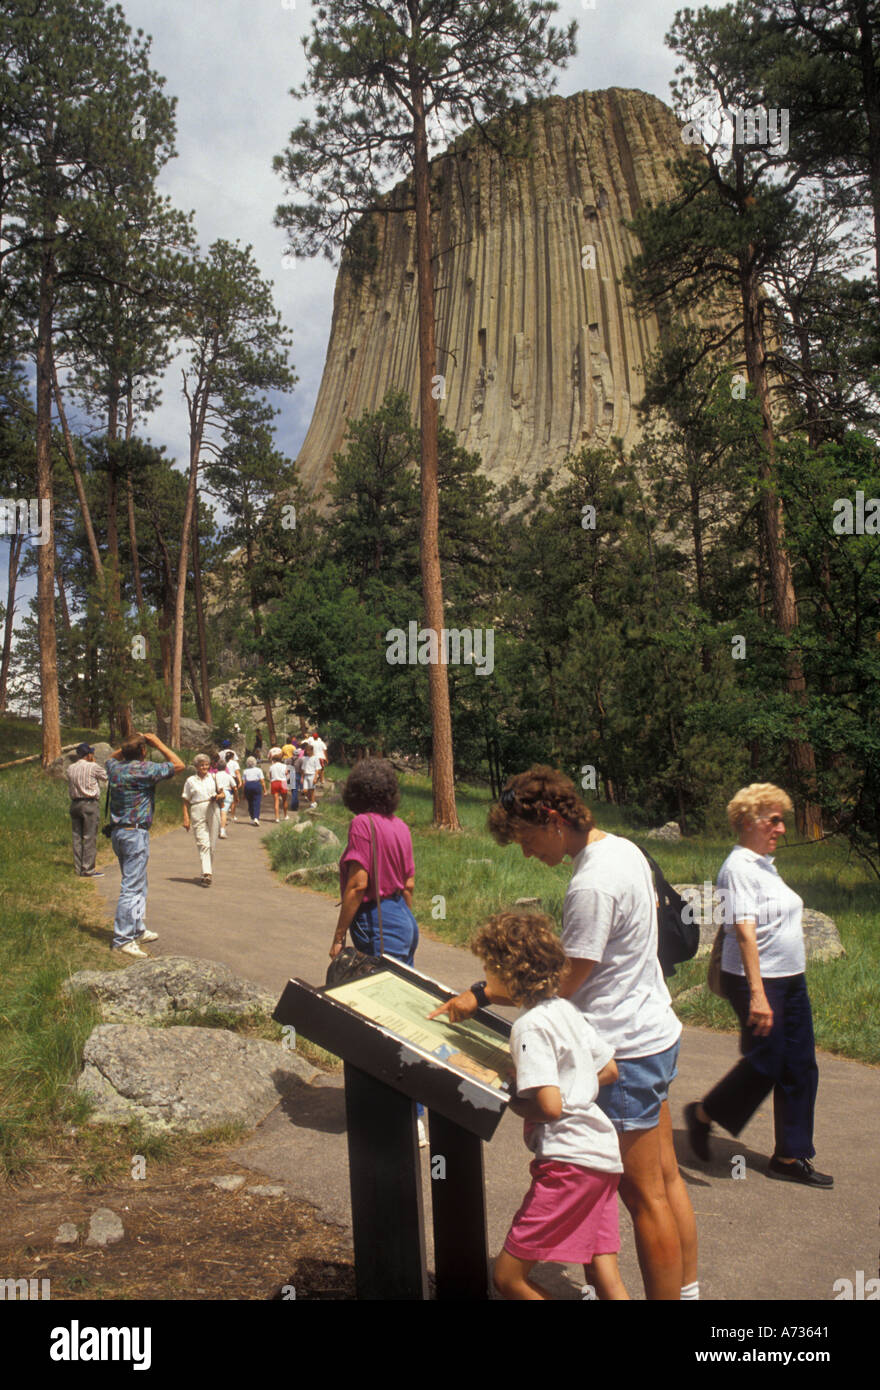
[470,980,490,1009]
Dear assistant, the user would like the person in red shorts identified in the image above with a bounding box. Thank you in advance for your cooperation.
[468,912,629,1301]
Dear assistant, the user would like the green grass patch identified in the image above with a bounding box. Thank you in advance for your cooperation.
[277,766,880,1065]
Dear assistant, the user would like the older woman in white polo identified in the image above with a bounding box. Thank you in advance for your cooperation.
[181,755,225,887]
[685,783,832,1188]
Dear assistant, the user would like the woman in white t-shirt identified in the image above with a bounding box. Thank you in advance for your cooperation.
[684,785,832,1189]
[433,765,697,1302]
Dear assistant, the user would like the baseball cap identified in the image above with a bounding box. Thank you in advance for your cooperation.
[75,742,94,757]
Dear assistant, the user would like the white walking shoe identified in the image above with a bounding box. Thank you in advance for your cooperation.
[137,930,159,943]
[115,941,149,958]
[219,829,227,838]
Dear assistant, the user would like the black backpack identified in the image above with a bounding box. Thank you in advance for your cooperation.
[633,844,699,978]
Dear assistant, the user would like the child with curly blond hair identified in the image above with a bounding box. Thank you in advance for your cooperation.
[472,911,628,1301]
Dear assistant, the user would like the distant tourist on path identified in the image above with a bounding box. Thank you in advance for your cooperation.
[684,784,832,1189]
[181,755,225,887]
[223,749,242,823]
[300,741,321,811]
[242,756,266,825]
[432,765,698,1301]
[253,728,264,760]
[471,912,628,1301]
[310,730,328,785]
[106,732,184,956]
[215,757,237,839]
[268,747,289,822]
[66,742,107,877]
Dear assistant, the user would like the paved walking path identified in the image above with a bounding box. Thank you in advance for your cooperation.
[93,811,878,1301]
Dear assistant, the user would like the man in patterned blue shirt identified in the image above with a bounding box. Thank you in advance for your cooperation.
[105,732,184,956]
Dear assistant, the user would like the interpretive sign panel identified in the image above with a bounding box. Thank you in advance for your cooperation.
[274,957,511,1141]
[325,971,511,1090]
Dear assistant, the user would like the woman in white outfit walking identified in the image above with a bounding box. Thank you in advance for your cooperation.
[182,755,225,886]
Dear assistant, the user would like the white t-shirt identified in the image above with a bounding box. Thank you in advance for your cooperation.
[301,754,321,786]
[214,769,235,795]
[269,761,289,784]
[224,758,240,780]
[243,766,264,786]
[311,737,327,761]
[562,833,682,1060]
[718,845,805,976]
[511,998,622,1173]
[182,773,220,805]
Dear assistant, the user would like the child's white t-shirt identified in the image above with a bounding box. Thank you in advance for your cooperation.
[511,996,623,1173]
[269,761,288,783]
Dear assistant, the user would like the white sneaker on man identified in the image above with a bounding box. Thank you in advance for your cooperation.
[137,930,159,943]
[116,942,149,958]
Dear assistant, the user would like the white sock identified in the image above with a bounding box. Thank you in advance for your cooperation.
[680,1281,700,1300]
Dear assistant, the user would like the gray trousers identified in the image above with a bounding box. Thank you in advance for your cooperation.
[70,798,100,874]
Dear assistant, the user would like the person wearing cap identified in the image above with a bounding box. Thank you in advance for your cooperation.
[66,743,108,877]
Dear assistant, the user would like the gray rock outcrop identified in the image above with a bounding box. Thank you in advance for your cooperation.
[644,822,683,842]
[46,742,114,780]
[64,956,278,1024]
[295,88,693,500]
[673,885,845,962]
[77,1024,317,1134]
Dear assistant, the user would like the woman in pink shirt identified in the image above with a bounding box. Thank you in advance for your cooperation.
[329,759,418,965]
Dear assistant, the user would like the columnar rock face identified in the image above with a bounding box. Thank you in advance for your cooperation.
[296,87,686,499]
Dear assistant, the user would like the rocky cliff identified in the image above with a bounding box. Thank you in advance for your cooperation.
[295,87,686,498]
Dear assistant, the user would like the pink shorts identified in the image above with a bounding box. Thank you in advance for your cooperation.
[271,780,287,795]
[504,1159,621,1264]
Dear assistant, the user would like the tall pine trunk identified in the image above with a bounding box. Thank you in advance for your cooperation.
[36,238,61,766]
[410,62,460,830]
[740,258,822,837]
[0,532,23,712]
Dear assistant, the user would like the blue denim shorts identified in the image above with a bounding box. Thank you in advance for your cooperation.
[596,1040,680,1132]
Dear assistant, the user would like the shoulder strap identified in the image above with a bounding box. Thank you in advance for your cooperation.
[368,814,384,958]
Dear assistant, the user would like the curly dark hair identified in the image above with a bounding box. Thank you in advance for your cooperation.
[471,911,568,1007]
[487,765,594,845]
[342,758,401,815]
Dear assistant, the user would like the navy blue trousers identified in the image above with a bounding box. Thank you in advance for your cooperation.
[703,972,819,1160]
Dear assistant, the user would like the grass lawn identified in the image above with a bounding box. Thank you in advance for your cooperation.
[0,716,241,1181]
[267,768,880,1067]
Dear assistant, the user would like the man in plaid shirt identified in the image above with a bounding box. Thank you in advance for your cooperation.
[105,732,184,956]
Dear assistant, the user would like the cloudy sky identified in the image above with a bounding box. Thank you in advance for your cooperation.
[117,0,698,468]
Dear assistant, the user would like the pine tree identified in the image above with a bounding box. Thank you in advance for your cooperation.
[274,0,576,827]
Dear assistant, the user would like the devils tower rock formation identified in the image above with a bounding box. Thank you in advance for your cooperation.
[296,88,686,498]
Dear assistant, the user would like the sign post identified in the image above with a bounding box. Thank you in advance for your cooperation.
[274,957,511,1301]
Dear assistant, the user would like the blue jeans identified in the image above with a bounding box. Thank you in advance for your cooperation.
[350,894,419,965]
[245,785,262,821]
[111,827,150,947]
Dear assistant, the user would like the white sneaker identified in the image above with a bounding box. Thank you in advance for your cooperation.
[252,818,260,826]
[137,930,159,943]
[116,942,149,958]
[219,829,227,838]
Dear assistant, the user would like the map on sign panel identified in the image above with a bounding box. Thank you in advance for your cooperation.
[325,971,511,1089]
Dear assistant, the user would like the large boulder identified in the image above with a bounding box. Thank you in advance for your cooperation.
[643,822,682,842]
[63,956,278,1024]
[46,742,114,781]
[673,884,846,962]
[77,1024,317,1134]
